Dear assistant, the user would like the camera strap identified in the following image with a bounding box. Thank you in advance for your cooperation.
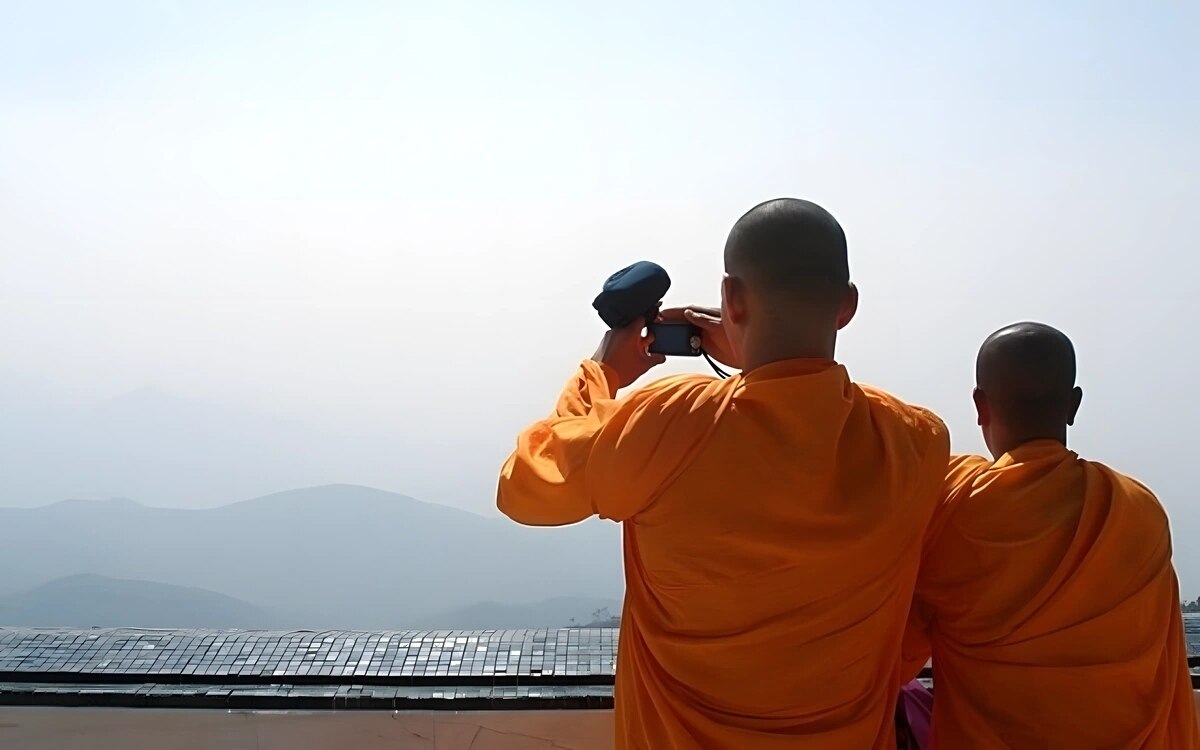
[702,351,732,379]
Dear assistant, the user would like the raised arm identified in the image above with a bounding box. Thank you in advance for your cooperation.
[497,319,731,527]
[496,320,665,526]
[497,359,624,525]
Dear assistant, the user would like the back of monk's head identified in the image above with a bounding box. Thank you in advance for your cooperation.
[725,198,849,300]
[721,199,857,364]
[974,322,1083,457]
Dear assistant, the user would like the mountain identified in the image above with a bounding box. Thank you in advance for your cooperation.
[0,574,283,629]
[417,597,622,629]
[0,484,623,628]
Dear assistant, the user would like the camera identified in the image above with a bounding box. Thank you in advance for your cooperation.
[593,261,702,358]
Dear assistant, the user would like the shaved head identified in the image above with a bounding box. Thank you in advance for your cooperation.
[724,198,849,305]
[976,322,1080,450]
[718,198,857,368]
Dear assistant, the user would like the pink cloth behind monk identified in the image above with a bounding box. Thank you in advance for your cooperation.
[897,680,933,750]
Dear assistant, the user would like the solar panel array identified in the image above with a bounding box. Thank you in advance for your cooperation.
[0,628,617,682]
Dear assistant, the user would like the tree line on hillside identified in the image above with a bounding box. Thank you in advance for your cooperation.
[570,607,622,628]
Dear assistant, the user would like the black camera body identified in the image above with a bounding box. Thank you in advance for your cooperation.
[647,323,702,357]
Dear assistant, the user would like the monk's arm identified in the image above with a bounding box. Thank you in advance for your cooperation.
[901,453,991,681]
[498,357,717,526]
[501,354,701,526]
[900,606,933,682]
[496,360,622,526]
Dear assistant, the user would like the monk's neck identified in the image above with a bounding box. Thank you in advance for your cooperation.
[740,327,837,372]
[990,427,1068,460]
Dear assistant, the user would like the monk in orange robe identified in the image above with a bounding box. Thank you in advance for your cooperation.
[498,198,950,748]
[904,322,1199,748]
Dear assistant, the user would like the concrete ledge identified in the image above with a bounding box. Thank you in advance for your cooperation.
[0,682,612,711]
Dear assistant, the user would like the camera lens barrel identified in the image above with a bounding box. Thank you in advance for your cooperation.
[592,261,671,328]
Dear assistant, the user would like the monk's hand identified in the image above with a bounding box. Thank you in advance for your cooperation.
[592,318,666,389]
[659,306,742,370]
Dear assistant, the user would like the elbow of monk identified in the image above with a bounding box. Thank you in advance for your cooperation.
[496,477,518,521]
[496,493,516,522]
[496,473,533,525]
[496,481,567,528]
[496,454,522,521]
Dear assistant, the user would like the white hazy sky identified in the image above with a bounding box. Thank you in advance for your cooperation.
[2,2,1198,589]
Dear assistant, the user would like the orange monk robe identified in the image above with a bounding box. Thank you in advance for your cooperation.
[903,441,1199,748]
[498,359,949,749]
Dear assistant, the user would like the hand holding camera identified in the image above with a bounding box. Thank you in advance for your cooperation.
[657,306,741,370]
[593,320,667,389]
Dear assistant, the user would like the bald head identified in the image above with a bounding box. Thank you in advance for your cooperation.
[975,322,1081,452]
[724,198,849,305]
[719,198,857,367]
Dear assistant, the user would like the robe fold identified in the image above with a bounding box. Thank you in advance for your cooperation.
[905,440,1199,749]
[499,358,949,748]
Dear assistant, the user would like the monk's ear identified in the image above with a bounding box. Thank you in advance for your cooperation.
[835,282,859,330]
[1066,386,1083,426]
[973,387,990,426]
[722,275,748,326]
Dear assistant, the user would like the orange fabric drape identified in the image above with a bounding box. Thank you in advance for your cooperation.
[499,359,949,748]
[905,440,1199,749]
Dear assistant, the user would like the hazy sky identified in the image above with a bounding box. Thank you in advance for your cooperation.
[2,2,1198,589]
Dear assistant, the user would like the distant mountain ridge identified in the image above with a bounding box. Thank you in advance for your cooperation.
[0,575,619,631]
[0,574,283,629]
[0,484,623,629]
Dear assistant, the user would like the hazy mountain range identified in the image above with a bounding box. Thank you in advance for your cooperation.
[0,574,284,629]
[0,574,621,630]
[0,484,624,629]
